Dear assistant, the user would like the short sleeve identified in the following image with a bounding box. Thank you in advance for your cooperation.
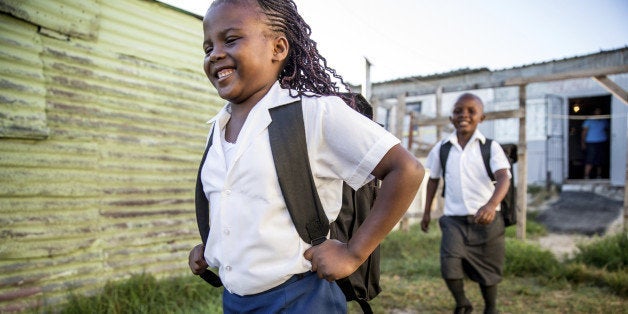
[303,96,400,190]
[425,141,443,179]
[489,140,512,178]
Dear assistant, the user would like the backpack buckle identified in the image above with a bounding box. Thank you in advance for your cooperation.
[311,236,326,246]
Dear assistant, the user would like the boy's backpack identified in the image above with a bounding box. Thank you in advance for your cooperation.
[195,94,381,313]
[439,139,517,227]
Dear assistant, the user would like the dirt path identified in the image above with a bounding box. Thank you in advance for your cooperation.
[530,190,624,260]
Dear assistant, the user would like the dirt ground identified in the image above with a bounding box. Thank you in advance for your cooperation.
[530,189,624,260]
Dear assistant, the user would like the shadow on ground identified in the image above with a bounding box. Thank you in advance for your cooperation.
[536,191,622,236]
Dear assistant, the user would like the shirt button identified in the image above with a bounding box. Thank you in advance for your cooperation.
[224,189,232,196]
[225,266,232,271]
[223,229,230,235]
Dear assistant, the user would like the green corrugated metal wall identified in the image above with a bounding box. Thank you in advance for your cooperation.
[0,0,221,311]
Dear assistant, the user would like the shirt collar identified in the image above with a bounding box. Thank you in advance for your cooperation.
[206,81,298,124]
[447,129,486,146]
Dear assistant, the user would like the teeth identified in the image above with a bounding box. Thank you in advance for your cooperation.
[217,69,234,79]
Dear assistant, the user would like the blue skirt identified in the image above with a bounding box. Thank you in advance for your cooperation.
[222,271,347,313]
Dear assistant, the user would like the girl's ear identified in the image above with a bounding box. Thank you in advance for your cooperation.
[480,113,486,122]
[272,36,289,62]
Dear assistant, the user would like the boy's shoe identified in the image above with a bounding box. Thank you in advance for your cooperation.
[454,304,473,314]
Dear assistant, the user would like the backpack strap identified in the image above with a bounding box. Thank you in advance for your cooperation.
[194,126,223,287]
[480,138,495,181]
[439,141,452,197]
[268,100,330,245]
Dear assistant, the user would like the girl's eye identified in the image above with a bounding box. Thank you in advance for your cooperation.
[225,36,239,45]
[204,47,213,55]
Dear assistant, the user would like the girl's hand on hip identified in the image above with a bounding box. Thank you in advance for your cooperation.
[304,239,361,282]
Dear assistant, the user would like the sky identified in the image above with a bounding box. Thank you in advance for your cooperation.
[160,0,628,85]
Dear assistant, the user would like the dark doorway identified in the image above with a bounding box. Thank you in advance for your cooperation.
[567,95,611,179]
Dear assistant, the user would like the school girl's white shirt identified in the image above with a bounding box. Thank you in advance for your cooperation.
[424,130,511,216]
[200,81,399,296]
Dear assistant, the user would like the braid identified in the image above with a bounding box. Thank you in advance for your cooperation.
[255,0,356,108]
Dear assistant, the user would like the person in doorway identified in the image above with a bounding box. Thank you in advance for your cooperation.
[188,0,424,313]
[581,107,609,179]
[421,93,511,314]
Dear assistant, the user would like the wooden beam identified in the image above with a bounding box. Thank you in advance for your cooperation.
[592,75,628,105]
[415,109,520,127]
[505,65,628,86]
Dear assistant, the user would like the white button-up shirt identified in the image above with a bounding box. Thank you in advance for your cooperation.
[200,82,399,295]
[425,130,511,216]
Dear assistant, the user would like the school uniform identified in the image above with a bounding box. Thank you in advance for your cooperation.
[424,130,511,286]
[200,82,399,310]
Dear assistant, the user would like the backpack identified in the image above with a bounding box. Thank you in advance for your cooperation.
[439,139,517,227]
[195,94,381,313]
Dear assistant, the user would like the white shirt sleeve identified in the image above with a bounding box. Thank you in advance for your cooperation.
[489,140,512,178]
[425,141,443,179]
[302,95,400,190]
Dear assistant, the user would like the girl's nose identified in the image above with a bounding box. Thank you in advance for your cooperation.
[209,47,225,62]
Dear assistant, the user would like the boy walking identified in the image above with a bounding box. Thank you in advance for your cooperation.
[421,93,511,314]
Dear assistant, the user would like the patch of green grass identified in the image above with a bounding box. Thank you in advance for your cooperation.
[380,224,441,278]
[47,226,627,313]
[504,212,548,239]
[51,273,222,314]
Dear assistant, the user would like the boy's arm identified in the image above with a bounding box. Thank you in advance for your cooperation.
[421,178,440,233]
[474,168,510,225]
[304,144,424,281]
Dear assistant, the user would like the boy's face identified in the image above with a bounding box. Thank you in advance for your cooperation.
[202,1,287,106]
[449,97,485,135]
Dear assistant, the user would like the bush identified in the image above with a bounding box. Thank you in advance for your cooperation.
[504,238,560,277]
[560,263,628,298]
[572,232,627,271]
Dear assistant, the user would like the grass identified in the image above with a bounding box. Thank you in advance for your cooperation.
[44,216,627,314]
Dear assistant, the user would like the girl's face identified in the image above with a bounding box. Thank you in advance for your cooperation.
[449,97,485,135]
[202,1,287,107]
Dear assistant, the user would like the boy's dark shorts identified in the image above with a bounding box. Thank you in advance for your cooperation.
[438,214,505,286]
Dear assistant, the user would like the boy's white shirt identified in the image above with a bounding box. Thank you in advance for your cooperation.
[201,82,399,296]
[425,130,512,216]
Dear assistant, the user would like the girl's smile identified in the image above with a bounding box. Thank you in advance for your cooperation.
[202,1,288,110]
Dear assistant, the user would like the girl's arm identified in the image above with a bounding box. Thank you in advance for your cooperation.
[304,144,424,281]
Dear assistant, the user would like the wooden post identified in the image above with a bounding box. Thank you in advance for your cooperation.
[436,86,443,140]
[371,97,379,124]
[435,86,445,216]
[395,93,406,140]
[362,57,372,101]
[395,93,411,231]
[516,85,528,240]
[407,112,414,151]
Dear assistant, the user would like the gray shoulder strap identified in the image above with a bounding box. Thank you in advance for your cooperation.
[268,101,329,245]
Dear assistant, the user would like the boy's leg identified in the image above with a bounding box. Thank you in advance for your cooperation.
[445,279,473,313]
[480,283,498,314]
[439,216,473,313]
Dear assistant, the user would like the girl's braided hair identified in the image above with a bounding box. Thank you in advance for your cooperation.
[210,0,356,108]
